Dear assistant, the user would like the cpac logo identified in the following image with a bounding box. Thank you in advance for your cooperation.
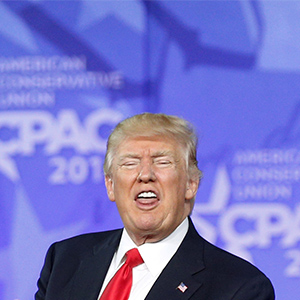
[193,165,300,277]
[0,108,124,181]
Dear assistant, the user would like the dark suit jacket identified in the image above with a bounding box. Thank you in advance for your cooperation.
[35,219,275,300]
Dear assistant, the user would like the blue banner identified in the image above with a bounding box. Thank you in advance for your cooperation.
[0,1,299,299]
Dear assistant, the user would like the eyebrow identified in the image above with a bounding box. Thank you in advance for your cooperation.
[118,150,175,161]
[118,153,141,160]
[151,150,175,158]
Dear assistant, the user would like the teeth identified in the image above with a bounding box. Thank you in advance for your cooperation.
[138,192,157,198]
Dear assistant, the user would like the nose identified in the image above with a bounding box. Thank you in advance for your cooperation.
[137,162,156,183]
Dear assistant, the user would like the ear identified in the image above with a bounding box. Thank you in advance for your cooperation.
[105,175,115,202]
[185,177,199,201]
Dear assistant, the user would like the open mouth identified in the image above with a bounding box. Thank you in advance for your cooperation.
[135,191,159,210]
[137,191,157,199]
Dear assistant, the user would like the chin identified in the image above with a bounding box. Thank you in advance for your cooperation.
[134,215,162,232]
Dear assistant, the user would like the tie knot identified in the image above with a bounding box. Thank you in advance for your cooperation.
[125,248,143,268]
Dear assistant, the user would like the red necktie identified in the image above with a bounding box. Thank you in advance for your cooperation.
[100,248,144,300]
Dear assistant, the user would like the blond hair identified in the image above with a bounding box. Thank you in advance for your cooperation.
[104,113,202,182]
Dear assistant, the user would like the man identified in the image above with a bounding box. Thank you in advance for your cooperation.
[35,113,275,300]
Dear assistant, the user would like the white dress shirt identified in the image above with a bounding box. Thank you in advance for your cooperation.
[98,218,189,300]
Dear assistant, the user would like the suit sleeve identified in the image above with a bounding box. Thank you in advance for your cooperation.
[35,243,56,300]
[232,273,275,300]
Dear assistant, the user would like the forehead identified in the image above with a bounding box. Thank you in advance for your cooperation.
[116,135,182,156]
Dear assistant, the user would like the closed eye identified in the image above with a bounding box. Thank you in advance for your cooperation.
[153,157,173,167]
[120,159,140,169]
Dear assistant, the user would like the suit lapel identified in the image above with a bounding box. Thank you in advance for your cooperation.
[69,230,122,300]
[66,219,205,300]
[145,219,205,300]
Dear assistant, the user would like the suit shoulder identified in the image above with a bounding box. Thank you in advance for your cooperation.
[201,239,274,297]
[203,238,267,278]
[49,228,122,257]
[188,220,268,278]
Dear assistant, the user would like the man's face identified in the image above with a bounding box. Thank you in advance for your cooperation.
[105,135,199,245]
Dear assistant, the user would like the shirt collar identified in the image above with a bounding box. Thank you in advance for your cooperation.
[116,218,189,277]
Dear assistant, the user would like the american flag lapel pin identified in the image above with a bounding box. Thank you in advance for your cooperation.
[177,282,188,293]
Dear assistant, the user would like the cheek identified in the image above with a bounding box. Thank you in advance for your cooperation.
[160,174,188,200]
[116,173,135,187]
[112,173,136,199]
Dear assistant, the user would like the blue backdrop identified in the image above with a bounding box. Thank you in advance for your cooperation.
[0,1,299,299]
